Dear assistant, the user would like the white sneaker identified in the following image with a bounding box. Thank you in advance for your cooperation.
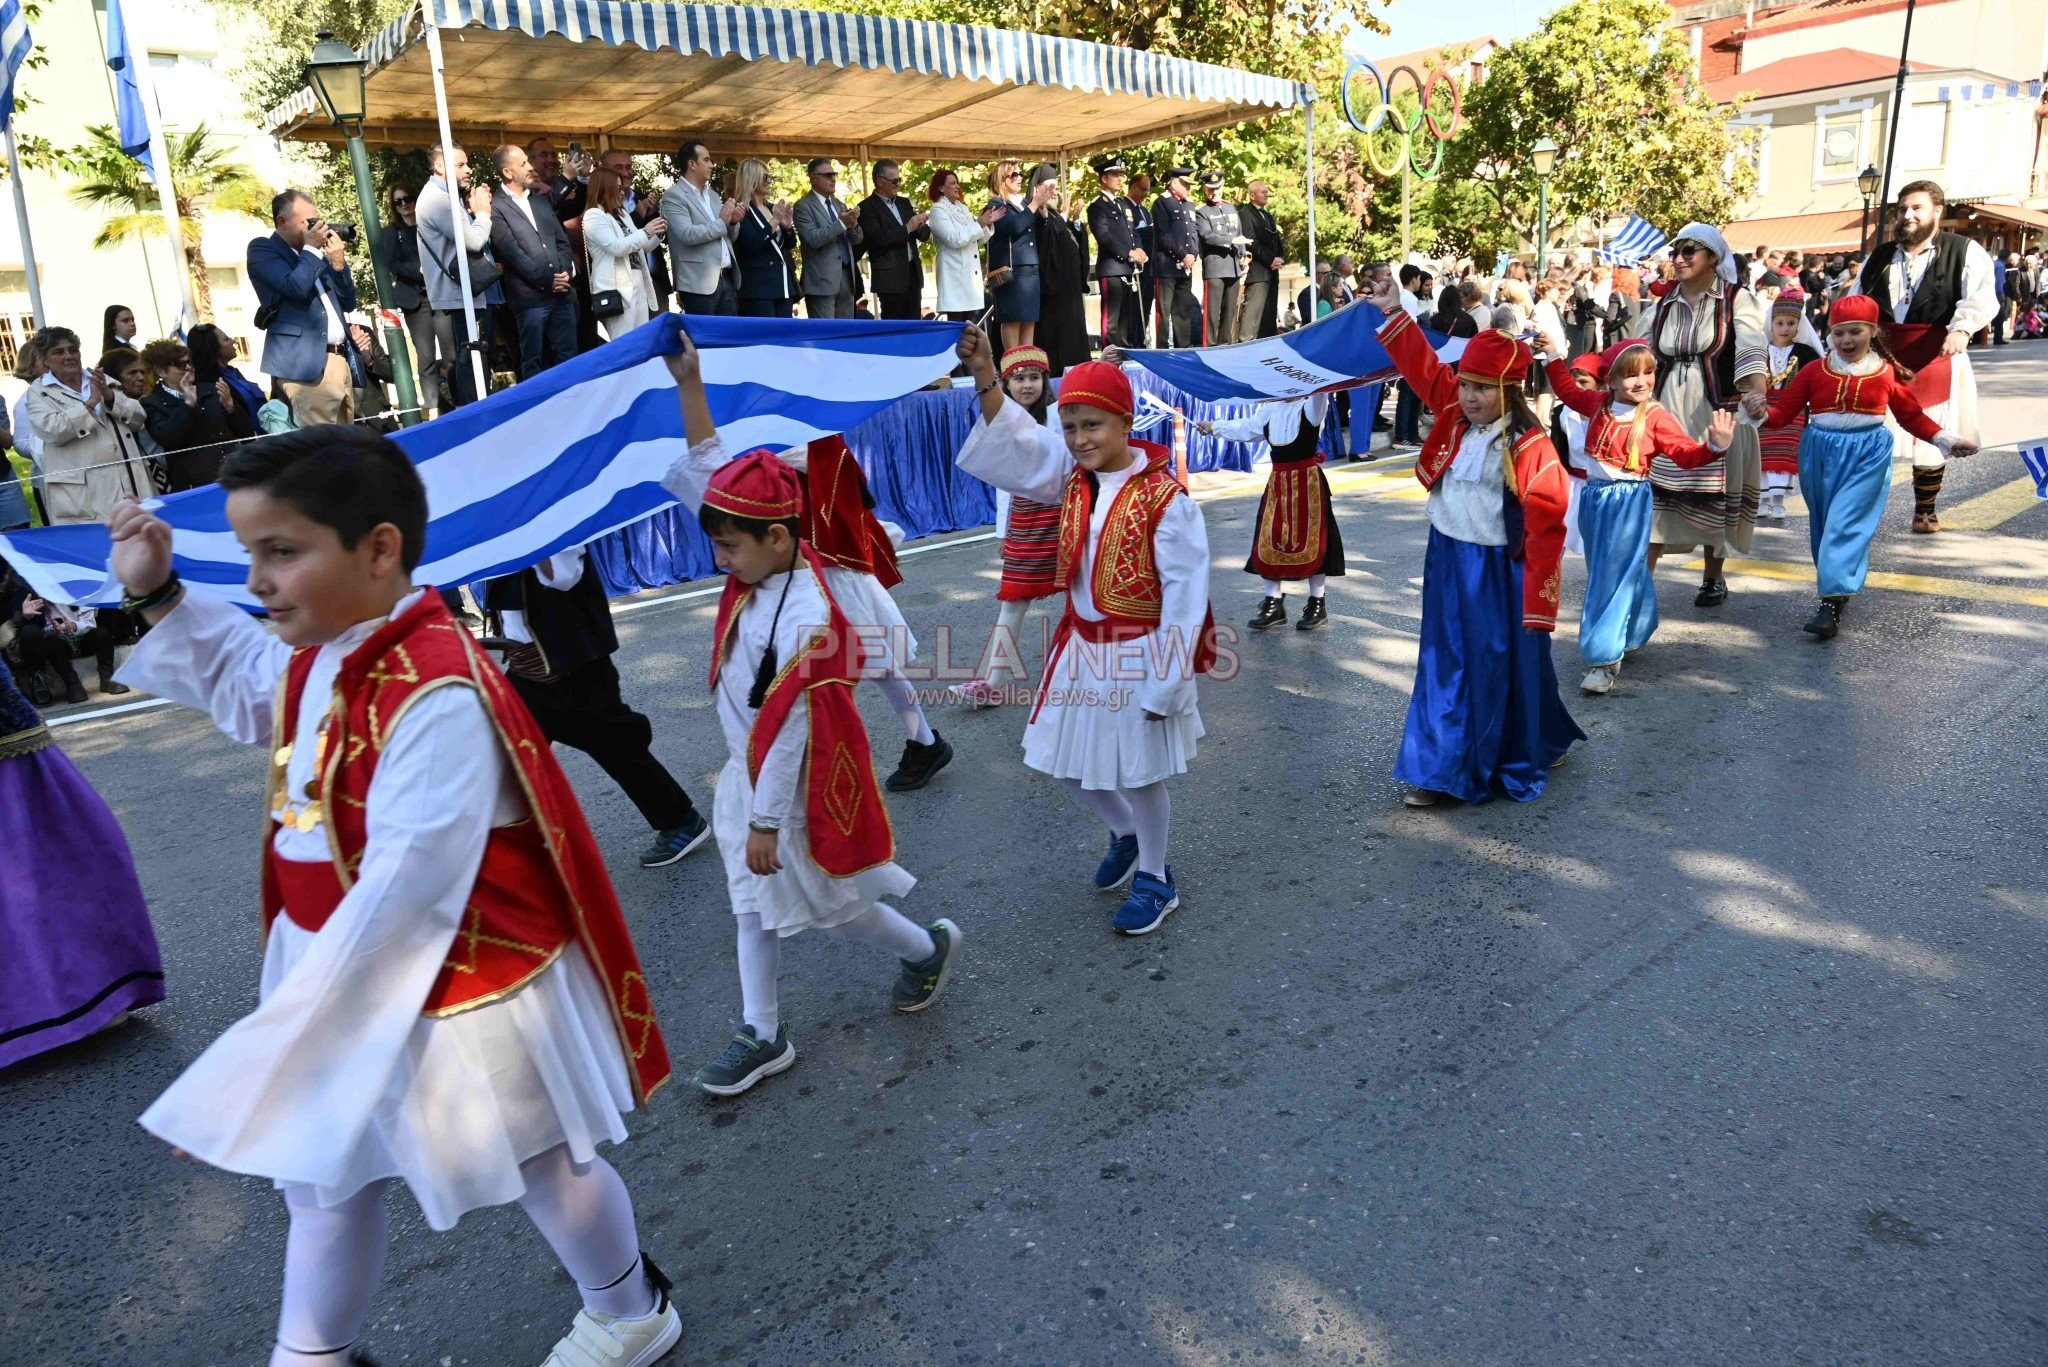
[1580,666,1617,695]
[542,1294,682,1367]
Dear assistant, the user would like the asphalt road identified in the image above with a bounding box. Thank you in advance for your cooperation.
[6,342,2048,1366]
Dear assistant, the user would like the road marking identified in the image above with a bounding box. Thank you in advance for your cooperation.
[1688,555,2048,609]
[1938,476,2046,532]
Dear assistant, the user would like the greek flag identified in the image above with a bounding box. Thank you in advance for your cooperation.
[1598,216,1667,266]
[2020,437,2048,501]
[0,314,963,608]
[104,0,153,173]
[1123,302,1460,404]
[0,0,30,130]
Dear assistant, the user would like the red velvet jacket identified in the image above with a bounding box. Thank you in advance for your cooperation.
[1765,355,1943,443]
[1544,359,1723,477]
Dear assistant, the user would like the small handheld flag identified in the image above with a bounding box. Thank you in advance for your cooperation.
[2019,437,2048,501]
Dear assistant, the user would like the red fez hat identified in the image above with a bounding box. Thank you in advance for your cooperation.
[1456,330,1532,388]
[1829,295,1880,330]
[1568,352,1604,380]
[1000,345,1049,379]
[1057,359,1134,417]
[704,449,804,522]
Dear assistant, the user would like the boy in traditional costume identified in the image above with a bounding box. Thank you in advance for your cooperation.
[106,427,681,1367]
[659,342,964,1098]
[954,328,1215,935]
[1196,395,1343,632]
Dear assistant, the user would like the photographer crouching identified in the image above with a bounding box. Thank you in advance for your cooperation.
[246,188,368,428]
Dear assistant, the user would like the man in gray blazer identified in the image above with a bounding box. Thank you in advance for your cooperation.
[416,143,499,406]
[795,158,865,318]
[658,138,741,315]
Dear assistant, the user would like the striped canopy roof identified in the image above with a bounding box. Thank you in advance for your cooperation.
[265,0,1310,161]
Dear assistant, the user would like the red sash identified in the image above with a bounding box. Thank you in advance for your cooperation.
[1882,322,1954,407]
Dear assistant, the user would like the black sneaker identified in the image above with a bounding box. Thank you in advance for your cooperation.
[1295,596,1328,630]
[886,732,953,791]
[891,918,964,1013]
[640,810,711,868]
[1249,596,1287,631]
[694,1025,796,1097]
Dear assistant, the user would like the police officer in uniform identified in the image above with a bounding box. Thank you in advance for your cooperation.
[1151,167,1202,348]
[1087,156,1146,351]
[1238,180,1287,340]
[1194,171,1248,345]
[1128,174,1156,347]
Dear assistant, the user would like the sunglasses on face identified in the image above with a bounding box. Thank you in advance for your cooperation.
[1671,243,1705,258]
[393,196,413,206]
[815,170,838,179]
[1004,171,1022,180]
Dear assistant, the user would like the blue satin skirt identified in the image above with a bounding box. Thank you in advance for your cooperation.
[1396,530,1585,803]
[1799,424,1892,598]
[1576,478,1658,667]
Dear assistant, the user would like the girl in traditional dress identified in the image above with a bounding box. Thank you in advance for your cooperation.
[1196,394,1344,632]
[1367,280,1583,806]
[1767,295,1976,639]
[954,346,1064,708]
[955,328,1215,936]
[1757,289,1823,521]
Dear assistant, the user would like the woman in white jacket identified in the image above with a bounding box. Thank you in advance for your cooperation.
[927,168,999,321]
[23,326,151,524]
[582,165,667,340]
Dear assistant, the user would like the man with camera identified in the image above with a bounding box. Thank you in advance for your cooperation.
[247,188,366,427]
[417,143,500,408]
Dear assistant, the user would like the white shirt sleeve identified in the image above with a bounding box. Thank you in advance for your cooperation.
[1949,240,1999,336]
[137,685,513,1186]
[956,396,1072,505]
[1206,412,1270,444]
[534,545,587,591]
[1136,491,1210,719]
[659,433,733,515]
[116,590,292,746]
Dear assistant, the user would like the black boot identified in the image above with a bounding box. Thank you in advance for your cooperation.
[1249,595,1288,631]
[1694,577,1728,607]
[1295,595,1329,631]
[1801,596,1845,640]
[885,732,953,791]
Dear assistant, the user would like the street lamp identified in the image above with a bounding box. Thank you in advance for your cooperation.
[1531,137,1559,277]
[305,31,420,426]
[1857,163,1882,256]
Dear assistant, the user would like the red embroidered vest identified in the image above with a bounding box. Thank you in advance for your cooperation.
[262,592,671,1102]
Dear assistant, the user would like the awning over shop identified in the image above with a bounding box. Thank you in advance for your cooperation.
[1721,208,1870,253]
[264,0,1313,161]
[1957,201,2048,235]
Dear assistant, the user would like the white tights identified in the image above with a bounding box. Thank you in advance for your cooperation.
[1059,778,1172,878]
[983,599,1033,687]
[271,1145,651,1365]
[734,906,936,1040]
[1262,574,1327,598]
[872,671,935,744]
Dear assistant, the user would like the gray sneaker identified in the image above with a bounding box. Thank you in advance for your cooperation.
[890,918,964,1013]
[693,1024,796,1097]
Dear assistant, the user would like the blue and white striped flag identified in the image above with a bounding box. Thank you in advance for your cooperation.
[1123,301,1460,404]
[1598,216,1667,266]
[2019,436,2048,501]
[0,314,964,608]
[0,0,31,131]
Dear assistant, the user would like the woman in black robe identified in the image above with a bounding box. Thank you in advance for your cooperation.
[1029,163,1092,375]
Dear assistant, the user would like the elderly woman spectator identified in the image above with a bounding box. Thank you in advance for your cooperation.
[138,337,254,491]
[23,326,153,523]
[97,347,162,462]
[928,167,997,322]
[585,163,670,335]
[730,158,796,320]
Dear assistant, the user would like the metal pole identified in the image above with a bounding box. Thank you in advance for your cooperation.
[1400,159,1412,262]
[1536,177,1551,276]
[344,130,420,426]
[4,127,44,328]
[1860,197,1872,254]
[425,22,487,403]
[1304,93,1317,294]
[1878,0,1918,203]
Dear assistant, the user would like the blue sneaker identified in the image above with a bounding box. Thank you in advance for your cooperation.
[1093,832,1139,892]
[1113,867,1179,935]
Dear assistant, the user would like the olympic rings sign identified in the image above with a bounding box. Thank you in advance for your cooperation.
[1340,61,1463,181]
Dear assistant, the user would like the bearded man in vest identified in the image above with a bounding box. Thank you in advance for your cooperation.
[1852,180,1996,533]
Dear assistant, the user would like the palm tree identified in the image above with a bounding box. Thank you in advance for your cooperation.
[62,124,271,321]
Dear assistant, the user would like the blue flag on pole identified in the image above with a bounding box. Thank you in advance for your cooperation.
[0,0,30,132]
[104,0,152,174]
[2019,437,2048,501]
[1121,301,1460,403]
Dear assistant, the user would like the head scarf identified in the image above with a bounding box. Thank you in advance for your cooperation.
[1671,223,1738,286]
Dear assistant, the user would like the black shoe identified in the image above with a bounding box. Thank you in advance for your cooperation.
[640,809,711,868]
[1801,597,1843,640]
[63,677,87,706]
[1295,596,1328,631]
[891,918,964,1013]
[1249,595,1287,631]
[1694,578,1728,607]
[886,732,953,791]
[694,1024,796,1096]
[98,679,131,697]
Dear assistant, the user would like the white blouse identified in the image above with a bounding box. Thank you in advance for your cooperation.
[1427,417,1509,546]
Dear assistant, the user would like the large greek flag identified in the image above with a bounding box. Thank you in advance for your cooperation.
[0,0,32,130]
[1124,301,1459,403]
[1598,216,1667,266]
[0,314,963,608]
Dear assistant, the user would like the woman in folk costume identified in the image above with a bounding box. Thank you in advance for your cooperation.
[954,346,1065,708]
[1366,279,1583,807]
[1539,338,1739,696]
[0,635,163,1069]
[1767,295,1976,639]
[954,328,1216,936]
[1196,392,1343,632]
[660,342,964,1097]
[1626,223,1770,608]
[106,427,681,1367]
[1757,289,1825,521]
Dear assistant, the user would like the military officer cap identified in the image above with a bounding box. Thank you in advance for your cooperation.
[1164,166,1195,182]
[1198,171,1225,188]
[1092,155,1127,177]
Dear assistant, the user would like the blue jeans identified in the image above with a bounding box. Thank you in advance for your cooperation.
[516,292,579,379]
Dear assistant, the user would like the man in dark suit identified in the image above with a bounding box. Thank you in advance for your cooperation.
[1238,180,1286,340]
[856,159,932,319]
[529,136,599,354]
[1151,167,1201,348]
[247,188,365,426]
[1127,173,1155,346]
[1087,155,1144,349]
[488,143,579,379]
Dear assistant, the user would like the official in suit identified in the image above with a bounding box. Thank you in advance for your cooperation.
[795,157,864,319]
[488,144,580,379]
[732,158,799,318]
[416,144,499,408]
[986,159,1043,350]
[659,138,742,316]
[857,159,932,320]
[1238,181,1286,340]
[1151,168,1202,349]
[1086,156,1145,350]
[247,189,364,426]
[1128,173,1156,347]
